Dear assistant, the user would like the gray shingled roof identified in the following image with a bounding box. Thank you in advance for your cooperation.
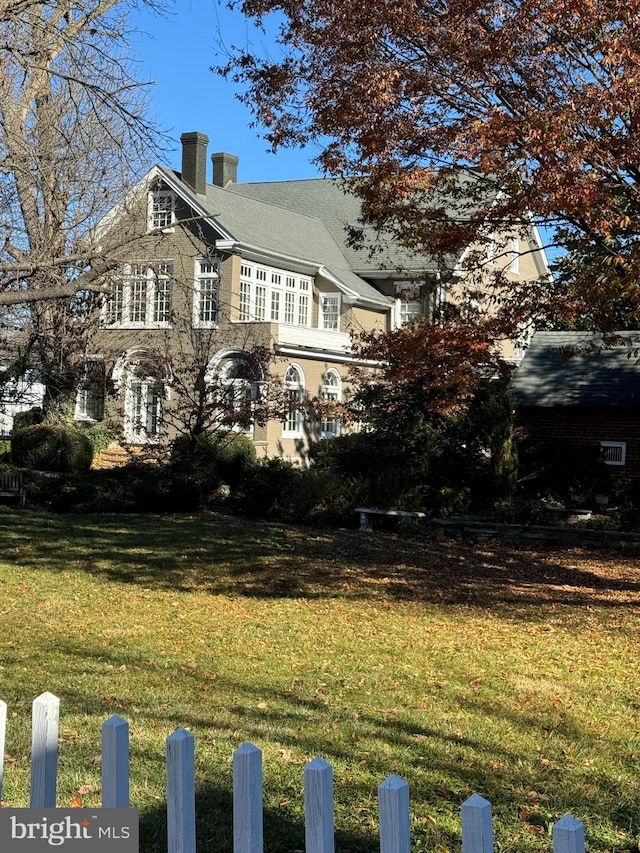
[201,181,389,306]
[511,331,640,407]
[227,171,496,276]
[159,163,499,308]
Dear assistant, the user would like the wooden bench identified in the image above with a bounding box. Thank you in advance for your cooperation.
[355,506,426,531]
[0,471,26,507]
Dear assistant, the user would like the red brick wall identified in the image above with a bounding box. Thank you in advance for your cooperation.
[515,407,640,490]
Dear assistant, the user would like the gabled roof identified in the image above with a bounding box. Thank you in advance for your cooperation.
[227,171,500,277]
[149,167,389,308]
[200,179,390,306]
[511,331,640,407]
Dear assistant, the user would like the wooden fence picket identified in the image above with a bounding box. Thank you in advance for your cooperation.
[553,813,586,853]
[166,728,196,853]
[101,714,130,807]
[0,693,593,853]
[379,774,410,853]
[30,691,59,808]
[462,792,494,853]
[233,741,264,853]
[0,699,6,803]
[304,757,334,853]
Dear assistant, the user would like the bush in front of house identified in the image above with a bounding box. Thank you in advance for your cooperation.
[24,462,205,514]
[235,457,300,519]
[170,429,257,492]
[12,407,43,432]
[12,424,93,473]
[516,440,612,506]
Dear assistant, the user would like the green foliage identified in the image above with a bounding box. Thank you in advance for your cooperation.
[12,407,43,433]
[236,457,300,518]
[77,423,118,454]
[24,464,205,514]
[171,429,257,490]
[12,424,93,473]
[309,378,517,519]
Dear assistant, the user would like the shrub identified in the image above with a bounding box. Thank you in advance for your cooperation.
[517,440,611,505]
[24,463,205,514]
[79,423,118,455]
[171,429,257,491]
[12,407,43,433]
[236,457,300,518]
[12,424,93,473]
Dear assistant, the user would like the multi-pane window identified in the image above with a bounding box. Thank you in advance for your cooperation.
[298,281,310,326]
[147,190,175,231]
[395,282,422,328]
[74,360,105,422]
[320,369,341,439]
[126,377,162,443]
[104,261,173,327]
[319,294,341,330]
[283,364,305,437]
[238,261,312,325]
[194,259,220,326]
[271,272,282,321]
[215,354,259,433]
[284,284,295,324]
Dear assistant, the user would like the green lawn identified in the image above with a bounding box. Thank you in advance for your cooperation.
[1,508,639,853]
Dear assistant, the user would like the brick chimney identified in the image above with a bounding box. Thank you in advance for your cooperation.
[180,131,209,196]
[211,152,239,187]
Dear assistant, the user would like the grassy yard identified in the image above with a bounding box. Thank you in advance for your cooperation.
[1,509,640,853]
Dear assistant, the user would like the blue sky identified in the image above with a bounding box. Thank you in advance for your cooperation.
[129,0,323,182]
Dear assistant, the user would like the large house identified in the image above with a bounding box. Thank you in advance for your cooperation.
[82,131,550,462]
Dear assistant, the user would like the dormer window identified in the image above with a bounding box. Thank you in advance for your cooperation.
[148,189,175,232]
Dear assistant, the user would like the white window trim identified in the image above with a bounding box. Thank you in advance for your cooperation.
[74,359,105,423]
[147,189,175,233]
[282,363,306,438]
[102,261,173,329]
[237,261,313,327]
[193,257,221,328]
[214,352,260,437]
[601,441,626,466]
[319,292,342,331]
[124,373,162,444]
[320,368,342,439]
[509,237,520,274]
[393,282,423,328]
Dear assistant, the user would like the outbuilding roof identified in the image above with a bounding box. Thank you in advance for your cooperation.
[511,331,640,407]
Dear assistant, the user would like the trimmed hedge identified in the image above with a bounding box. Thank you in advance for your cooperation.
[12,424,93,473]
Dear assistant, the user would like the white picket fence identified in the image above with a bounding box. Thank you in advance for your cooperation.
[0,693,586,853]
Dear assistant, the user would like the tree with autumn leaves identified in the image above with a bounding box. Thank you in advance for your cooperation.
[223,0,640,320]
[219,0,640,502]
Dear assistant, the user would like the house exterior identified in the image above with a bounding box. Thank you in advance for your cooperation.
[511,330,640,490]
[83,131,550,463]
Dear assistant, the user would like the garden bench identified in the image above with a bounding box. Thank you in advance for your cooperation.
[355,506,425,531]
[0,471,26,507]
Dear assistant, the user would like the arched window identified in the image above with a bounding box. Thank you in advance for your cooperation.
[113,348,166,444]
[282,364,305,437]
[320,369,342,439]
[216,352,260,432]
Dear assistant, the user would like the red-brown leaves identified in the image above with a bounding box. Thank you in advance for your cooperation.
[349,318,506,421]
[223,0,640,287]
